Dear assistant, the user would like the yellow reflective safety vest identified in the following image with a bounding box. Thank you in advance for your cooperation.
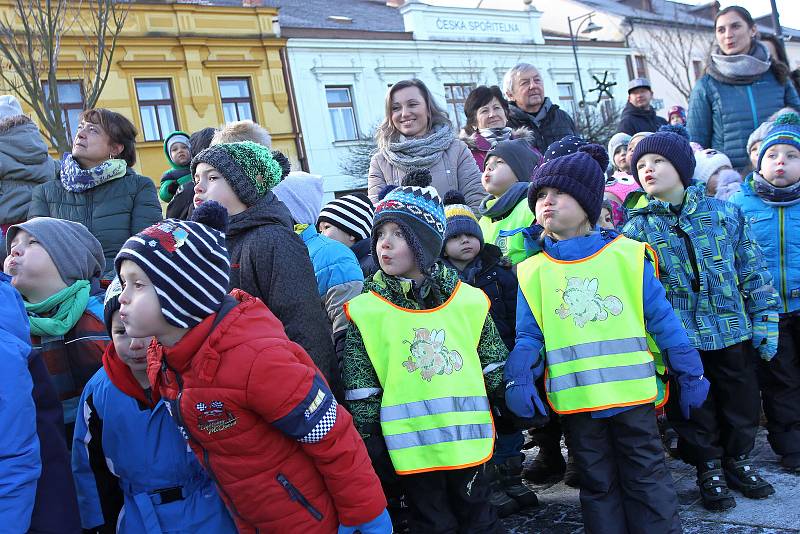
[479,197,535,265]
[517,236,659,414]
[344,281,494,475]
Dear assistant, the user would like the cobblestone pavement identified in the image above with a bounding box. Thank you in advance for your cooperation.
[501,428,800,533]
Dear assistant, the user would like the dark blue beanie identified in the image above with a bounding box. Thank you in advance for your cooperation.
[528,144,608,226]
[631,130,695,187]
[541,135,589,165]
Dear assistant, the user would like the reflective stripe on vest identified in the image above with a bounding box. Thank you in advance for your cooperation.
[479,197,535,265]
[345,281,494,474]
[517,236,658,414]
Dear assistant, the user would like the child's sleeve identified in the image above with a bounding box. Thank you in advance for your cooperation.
[246,338,387,528]
[477,315,509,397]
[731,206,781,316]
[504,287,545,385]
[341,323,382,437]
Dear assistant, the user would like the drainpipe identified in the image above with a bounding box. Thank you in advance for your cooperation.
[280,46,308,172]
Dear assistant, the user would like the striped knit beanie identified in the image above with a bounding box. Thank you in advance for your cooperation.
[103,277,123,334]
[758,113,800,171]
[317,193,374,242]
[114,201,231,329]
[443,190,483,247]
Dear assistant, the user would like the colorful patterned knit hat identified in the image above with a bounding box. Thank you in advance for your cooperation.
[190,141,284,207]
[442,190,483,247]
[372,169,446,273]
[758,113,800,171]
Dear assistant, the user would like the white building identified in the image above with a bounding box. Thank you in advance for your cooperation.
[273,0,633,200]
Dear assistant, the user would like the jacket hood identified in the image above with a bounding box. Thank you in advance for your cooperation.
[163,130,191,170]
[459,127,535,151]
[364,262,460,310]
[0,116,54,168]
[226,191,295,238]
[542,229,618,261]
[626,182,705,219]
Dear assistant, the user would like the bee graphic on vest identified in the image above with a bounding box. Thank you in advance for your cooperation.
[196,400,238,434]
[403,328,463,382]
[556,277,623,328]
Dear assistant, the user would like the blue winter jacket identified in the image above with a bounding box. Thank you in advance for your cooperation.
[508,230,703,418]
[687,71,800,170]
[72,367,236,534]
[0,273,39,532]
[623,183,781,351]
[729,177,800,315]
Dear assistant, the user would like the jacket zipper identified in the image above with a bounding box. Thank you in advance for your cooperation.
[779,207,787,313]
[276,473,323,521]
[673,225,700,293]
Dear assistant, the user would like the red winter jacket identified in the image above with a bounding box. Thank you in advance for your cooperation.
[147,290,386,533]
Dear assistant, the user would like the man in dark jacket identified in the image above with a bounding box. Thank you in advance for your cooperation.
[504,63,577,154]
[618,78,667,135]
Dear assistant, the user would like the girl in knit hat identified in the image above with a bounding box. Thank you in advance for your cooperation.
[343,169,508,532]
[623,128,781,511]
[729,112,800,473]
[114,201,390,534]
[505,144,708,534]
[692,148,740,197]
[71,278,237,533]
[605,132,641,229]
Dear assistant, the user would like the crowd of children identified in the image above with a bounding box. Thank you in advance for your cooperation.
[2,86,799,534]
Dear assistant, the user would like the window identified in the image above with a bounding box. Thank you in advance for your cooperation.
[634,55,649,78]
[557,83,577,118]
[693,60,704,81]
[135,79,177,142]
[325,86,358,141]
[42,81,84,140]
[444,83,474,131]
[219,78,255,123]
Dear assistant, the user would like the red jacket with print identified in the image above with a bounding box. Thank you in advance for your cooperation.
[147,289,386,534]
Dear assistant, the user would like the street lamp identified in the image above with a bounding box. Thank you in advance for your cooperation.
[567,12,603,109]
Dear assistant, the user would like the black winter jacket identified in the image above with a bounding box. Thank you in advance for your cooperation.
[506,99,577,154]
[617,102,667,136]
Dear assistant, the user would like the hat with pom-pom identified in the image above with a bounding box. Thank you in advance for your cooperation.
[114,201,231,328]
[443,190,483,248]
[372,169,446,273]
[758,112,800,171]
[528,144,608,225]
[541,135,589,165]
[631,124,695,187]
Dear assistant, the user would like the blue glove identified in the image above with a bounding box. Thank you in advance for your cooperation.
[505,375,548,420]
[676,374,710,420]
[338,509,392,534]
[751,311,779,361]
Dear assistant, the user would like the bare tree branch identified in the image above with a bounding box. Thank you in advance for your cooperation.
[574,100,624,147]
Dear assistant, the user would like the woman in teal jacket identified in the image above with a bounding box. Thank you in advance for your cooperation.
[688,6,800,171]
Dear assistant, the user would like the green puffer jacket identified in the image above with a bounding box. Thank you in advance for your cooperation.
[342,263,507,437]
[27,167,162,278]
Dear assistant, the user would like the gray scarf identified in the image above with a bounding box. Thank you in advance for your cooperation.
[381,123,455,172]
[708,41,771,85]
[752,172,800,206]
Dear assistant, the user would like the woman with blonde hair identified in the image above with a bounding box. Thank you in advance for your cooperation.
[368,79,484,209]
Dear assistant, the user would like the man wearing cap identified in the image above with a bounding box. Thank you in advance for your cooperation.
[618,78,668,136]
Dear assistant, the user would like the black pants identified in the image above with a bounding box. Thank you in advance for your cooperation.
[758,314,800,456]
[565,404,681,534]
[529,376,567,451]
[666,342,760,464]
[399,463,500,534]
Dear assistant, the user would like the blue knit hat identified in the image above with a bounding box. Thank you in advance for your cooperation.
[541,135,589,165]
[372,169,446,273]
[757,113,800,171]
[528,144,608,225]
[115,201,231,329]
[631,125,695,187]
[442,190,483,248]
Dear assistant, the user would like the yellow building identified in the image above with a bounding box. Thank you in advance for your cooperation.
[1,1,302,186]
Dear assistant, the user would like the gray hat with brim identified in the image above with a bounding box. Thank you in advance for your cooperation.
[628,78,652,93]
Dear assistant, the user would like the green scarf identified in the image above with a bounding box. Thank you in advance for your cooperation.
[25,280,91,337]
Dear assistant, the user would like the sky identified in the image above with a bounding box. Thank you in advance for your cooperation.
[680,0,799,30]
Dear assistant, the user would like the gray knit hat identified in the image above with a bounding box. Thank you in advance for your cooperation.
[6,217,105,285]
[486,138,540,182]
[272,172,324,226]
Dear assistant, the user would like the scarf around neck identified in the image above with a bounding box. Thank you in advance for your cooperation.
[752,172,800,206]
[708,40,771,85]
[477,127,513,149]
[382,123,455,172]
[25,280,90,337]
[60,153,127,193]
[479,182,530,220]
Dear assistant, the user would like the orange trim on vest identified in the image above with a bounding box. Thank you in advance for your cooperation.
[655,378,670,409]
[541,235,624,264]
[644,242,660,278]
[367,280,466,314]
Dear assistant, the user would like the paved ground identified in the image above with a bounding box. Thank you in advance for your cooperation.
[501,427,800,533]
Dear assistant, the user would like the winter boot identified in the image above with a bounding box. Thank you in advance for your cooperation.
[563,452,580,488]
[723,455,776,499]
[780,452,800,473]
[498,456,539,509]
[523,446,566,484]
[697,459,736,512]
[487,461,520,518]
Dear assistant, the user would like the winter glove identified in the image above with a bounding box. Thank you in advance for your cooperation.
[338,508,393,534]
[676,374,710,420]
[504,375,549,423]
[751,311,780,361]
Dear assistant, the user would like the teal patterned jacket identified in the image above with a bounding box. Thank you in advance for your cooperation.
[623,183,780,351]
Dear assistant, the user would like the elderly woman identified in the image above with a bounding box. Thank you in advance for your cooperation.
[688,6,800,171]
[28,108,161,279]
[368,79,484,209]
[459,85,539,171]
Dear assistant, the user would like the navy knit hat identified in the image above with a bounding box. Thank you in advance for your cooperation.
[317,192,374,241]
[631,125,695,187]
[486,138,540,182]
[372,169,446,273]
[528,144,608,226]
[115,201,231,329]
[757,113,800,171]
[541,135,589,165]
[443,190,483,248]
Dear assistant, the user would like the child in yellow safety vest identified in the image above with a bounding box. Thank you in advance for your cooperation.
[504,144,710,534]
[343,169,510,532]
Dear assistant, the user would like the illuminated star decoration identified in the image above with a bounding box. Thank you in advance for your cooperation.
[587,71,617,104]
